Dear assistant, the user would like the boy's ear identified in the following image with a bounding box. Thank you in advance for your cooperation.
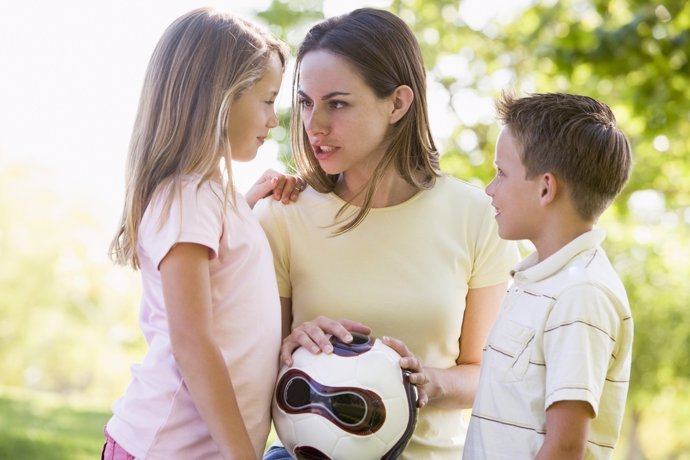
[539,173,558,205]
[389,85,414,124]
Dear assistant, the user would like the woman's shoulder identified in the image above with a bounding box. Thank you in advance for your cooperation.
[257,186,335,213]
[432,174,491,205]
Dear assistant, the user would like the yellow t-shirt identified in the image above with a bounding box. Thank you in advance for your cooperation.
[255,174,519,459]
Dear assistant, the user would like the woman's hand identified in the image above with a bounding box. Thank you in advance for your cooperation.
[381,336,429,408]
[280,315,371,366]
[245,169,306,209]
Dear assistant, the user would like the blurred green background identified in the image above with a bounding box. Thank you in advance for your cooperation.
[1,0,689,458]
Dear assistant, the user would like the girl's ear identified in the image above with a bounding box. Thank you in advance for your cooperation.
[389,85,414,124]
[539,172,558,205]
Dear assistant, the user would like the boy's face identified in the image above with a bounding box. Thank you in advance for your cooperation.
[485,126,543,241]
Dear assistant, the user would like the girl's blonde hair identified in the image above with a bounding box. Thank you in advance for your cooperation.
[110,8,288,268]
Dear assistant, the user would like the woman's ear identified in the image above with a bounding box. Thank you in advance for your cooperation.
[389,85,414,124]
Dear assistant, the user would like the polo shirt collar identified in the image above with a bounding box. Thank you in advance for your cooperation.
[511,228,606,284]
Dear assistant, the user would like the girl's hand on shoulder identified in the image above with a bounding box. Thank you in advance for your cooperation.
[381,336,429,408]
[280,316,371,366]
[245,169,306,209]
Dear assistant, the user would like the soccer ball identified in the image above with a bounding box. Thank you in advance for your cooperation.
[272,333,418,459]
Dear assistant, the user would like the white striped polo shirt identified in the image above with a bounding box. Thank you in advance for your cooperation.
[464,229,633,459]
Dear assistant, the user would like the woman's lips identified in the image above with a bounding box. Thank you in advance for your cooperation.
[313,145,337,160]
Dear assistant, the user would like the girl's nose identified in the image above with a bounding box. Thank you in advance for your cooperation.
[268,109,278,129]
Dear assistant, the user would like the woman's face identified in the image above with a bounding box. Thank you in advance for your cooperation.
[298,50,395,177]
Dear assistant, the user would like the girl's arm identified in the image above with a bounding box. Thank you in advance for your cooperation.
[160,242,255,459]
[385,282,507,409]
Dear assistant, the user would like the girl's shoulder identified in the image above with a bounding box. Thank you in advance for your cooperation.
[176,174,225,204]
[146,174,225,223]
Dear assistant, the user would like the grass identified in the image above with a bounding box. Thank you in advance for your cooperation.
[0,388,279,459]
[0,389,110,459]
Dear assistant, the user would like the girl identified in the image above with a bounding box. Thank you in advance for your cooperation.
[256,8,519,459]
[104,8,297,459]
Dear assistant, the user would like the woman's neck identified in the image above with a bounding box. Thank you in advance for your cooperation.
[335,169,418,208]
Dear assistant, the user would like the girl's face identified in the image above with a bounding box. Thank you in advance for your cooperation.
[298,50,395,177]
[228,52,283,162]
[485,126,543,241]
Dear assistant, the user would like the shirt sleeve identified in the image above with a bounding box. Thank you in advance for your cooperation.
[254,197,291,298]
[543,283,621,416]
[468,202,521,289]
[140,180,223,270]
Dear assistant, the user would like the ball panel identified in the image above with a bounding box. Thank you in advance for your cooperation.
[273,335,418,459]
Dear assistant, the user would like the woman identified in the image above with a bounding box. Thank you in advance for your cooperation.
[256,8,519,458]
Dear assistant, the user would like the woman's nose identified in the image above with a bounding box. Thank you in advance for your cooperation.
[304,108,328,136]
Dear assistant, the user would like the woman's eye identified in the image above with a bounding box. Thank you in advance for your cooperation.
[299,98,313,108]
[330,100,346,109]
[266,100,276,106]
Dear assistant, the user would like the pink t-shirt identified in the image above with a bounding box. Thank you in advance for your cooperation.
[107,176,281,459]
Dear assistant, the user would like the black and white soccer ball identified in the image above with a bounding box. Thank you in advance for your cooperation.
[272,333,418,459]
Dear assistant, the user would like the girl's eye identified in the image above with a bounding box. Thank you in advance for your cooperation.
[496,168,505,177]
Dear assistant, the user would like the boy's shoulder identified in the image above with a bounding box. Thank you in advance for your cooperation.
[519,230,629,310]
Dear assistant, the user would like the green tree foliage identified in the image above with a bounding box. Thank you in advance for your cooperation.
[0,164,143,403]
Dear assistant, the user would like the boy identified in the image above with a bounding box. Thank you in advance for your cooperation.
[463,93,633,459]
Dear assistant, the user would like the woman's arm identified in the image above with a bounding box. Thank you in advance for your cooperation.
[279,297,292,340]
[387,282,507,409]
[160,242,255,459]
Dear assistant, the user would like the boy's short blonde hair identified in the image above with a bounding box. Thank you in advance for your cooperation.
[497,92,632,220]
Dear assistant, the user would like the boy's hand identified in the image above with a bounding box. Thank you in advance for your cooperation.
[245,169,306,209]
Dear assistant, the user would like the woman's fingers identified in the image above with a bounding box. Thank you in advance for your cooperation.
[280,316,371,366]
[382,335,429,407]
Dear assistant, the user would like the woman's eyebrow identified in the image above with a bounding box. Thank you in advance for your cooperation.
[298,89,351,100]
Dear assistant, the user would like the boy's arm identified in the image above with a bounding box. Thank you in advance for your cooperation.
[536,400,594,460]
